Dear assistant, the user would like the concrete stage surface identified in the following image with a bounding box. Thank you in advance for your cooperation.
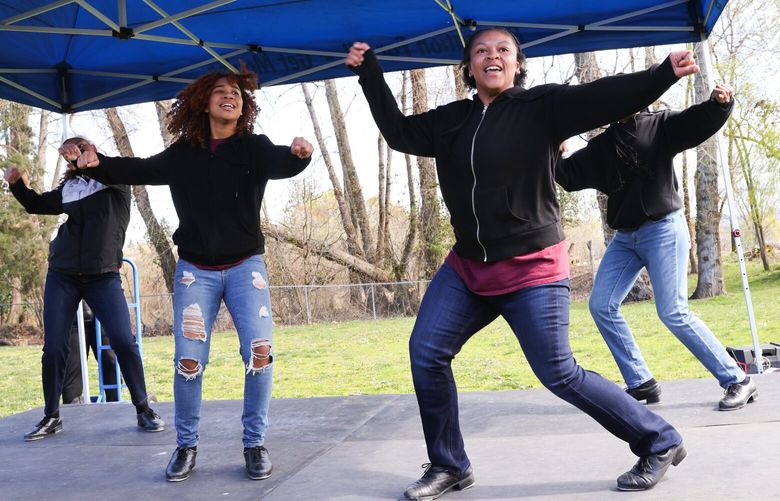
[1,373,778,500]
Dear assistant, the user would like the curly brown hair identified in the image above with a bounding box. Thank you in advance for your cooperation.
[167,66,259,149]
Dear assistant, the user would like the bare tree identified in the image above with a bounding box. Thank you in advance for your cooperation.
[324,79,375,261]
[681,74,698,273]
[691,42,726,298]
[410,68,444,278]
[300,83,363,259]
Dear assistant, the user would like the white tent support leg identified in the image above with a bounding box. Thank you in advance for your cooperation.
[62,112,93,399]
[75,301,91,403]
[697,37,763,374]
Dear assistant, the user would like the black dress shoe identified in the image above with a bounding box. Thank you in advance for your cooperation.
[244,446,273,480]
[719,376,758,411]
[617,442,686,491]
[137,408,165,432]
[402,464,474,501]
[626,378,661,404]
[24,416,62,441]
[166,446,197,482]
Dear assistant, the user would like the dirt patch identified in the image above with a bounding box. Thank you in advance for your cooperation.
[0,324,43,346]
[570,270,593,302]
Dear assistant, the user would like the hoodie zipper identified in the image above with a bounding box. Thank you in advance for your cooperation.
[470,104,489,262]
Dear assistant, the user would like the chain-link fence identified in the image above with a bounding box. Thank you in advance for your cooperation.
[0,280,432,342]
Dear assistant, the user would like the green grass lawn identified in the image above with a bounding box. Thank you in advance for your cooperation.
[2,258,777,419]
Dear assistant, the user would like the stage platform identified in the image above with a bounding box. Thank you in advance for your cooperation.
[1,372,778,500]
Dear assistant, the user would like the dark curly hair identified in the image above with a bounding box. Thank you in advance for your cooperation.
[460,28,527,90]
[167,65,259,149]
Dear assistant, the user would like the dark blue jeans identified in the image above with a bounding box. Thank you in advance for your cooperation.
[409,263,682,473]
[42,269,148,416]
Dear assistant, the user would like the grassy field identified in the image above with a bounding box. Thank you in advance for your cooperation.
[1,258,777,419]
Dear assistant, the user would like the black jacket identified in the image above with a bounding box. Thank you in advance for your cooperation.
[86,133,310,266]
[10,177,130,275]
[351,50,680,262]
[556,98,733,229]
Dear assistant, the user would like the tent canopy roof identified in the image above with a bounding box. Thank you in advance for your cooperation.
[0,0,728,113]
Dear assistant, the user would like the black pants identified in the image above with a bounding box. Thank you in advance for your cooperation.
[62,318,119,403]
[42,269,148,416]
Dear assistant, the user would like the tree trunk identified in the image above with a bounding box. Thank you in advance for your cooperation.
[104,107,177,293]
[411,68,443,278]
[300,83,363,258]
[324,79,375,262]
[34,110,49,191]
[395,71,418,279]
[691,42,726,298]
[452,65,468,100]
[681,77,698,274]
[377,134,387,265]
[262,222,393,282]
[154,101,176,148]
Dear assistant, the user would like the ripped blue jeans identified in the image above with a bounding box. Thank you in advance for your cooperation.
[172,255,273,448]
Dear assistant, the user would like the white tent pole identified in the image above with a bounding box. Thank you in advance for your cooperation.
[62,113,92,400]
[75,302,91,402]
[697,37,763,374]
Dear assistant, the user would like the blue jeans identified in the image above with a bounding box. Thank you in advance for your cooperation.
[410,263,681,473]
[42,269,148,416]
[172,255,273,448]
[590,209,744,389]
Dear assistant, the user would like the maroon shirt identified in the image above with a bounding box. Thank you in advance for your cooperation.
[445,241,569,296]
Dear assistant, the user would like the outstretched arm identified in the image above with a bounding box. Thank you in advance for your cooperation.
[555,141,610,193]
[663,83,734,153]
[552,50,699,142]
[60,141,173,186]
[263,136,314,180]
[346,42,437,157]
[4,166,63,215]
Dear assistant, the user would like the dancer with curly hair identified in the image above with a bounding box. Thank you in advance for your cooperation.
[63,68,314,482]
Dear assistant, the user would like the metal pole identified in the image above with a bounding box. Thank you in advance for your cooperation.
[370,284,377,321]
[697,37,763,373]
[75,301,91,403]
[304,286,311,324]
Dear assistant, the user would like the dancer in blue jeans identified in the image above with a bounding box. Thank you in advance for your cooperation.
[4,137,163,441]
[347,28,699,499]
[557,83,757,411]
[63,69,314,482]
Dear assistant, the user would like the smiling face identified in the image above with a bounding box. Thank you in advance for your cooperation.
[466,30,521,103]
[206,77,243,124]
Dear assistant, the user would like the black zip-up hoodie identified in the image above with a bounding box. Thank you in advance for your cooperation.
[556,97,733,229]
[10,177,130,274]
[85,133,310,266]
[351,50,680,262]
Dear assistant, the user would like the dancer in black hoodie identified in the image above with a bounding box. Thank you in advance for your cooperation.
[556,83,757,411]
[5,136,163,442]
[347,28,699,499]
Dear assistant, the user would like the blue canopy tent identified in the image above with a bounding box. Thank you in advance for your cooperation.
[0,0,729,113]
[0,1,763,378]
